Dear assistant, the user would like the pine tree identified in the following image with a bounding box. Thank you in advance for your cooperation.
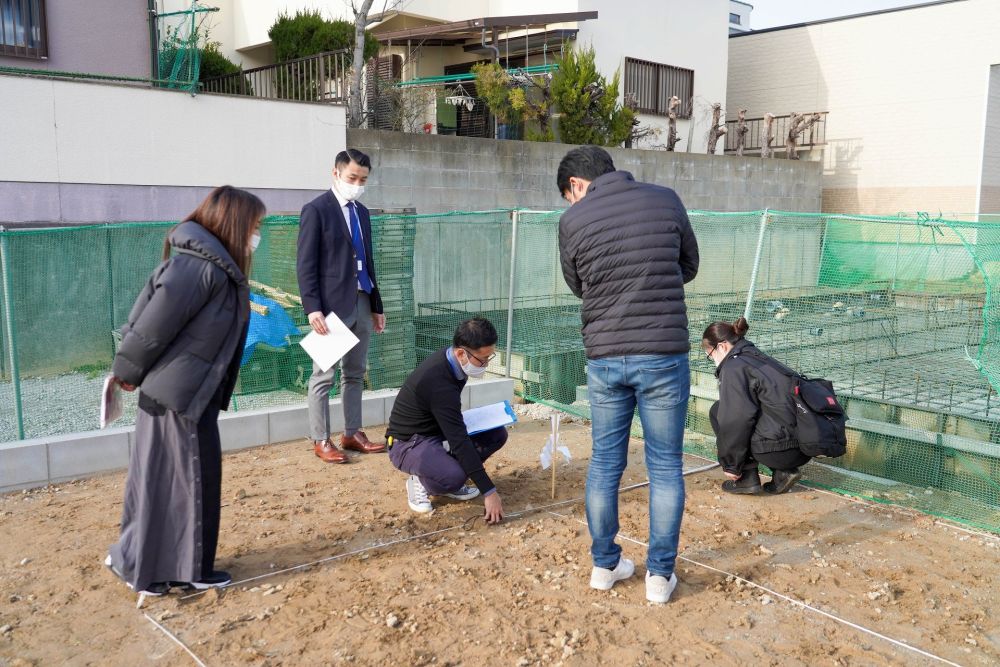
[551,44,634,146]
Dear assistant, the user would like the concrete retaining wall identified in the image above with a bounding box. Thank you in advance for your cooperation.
[0,378,515,493]
[348,129,823,214]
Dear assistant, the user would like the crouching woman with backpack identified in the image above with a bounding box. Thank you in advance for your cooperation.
[702,317,812,495]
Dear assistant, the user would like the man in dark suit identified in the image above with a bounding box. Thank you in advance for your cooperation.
[297,148,386,464]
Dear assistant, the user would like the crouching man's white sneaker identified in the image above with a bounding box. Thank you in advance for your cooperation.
[645,571,678,604]
[406,475,433,513]
[589,557,635,590]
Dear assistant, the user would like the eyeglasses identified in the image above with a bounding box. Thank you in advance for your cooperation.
[462,347,496,367]
[704,345,717,360]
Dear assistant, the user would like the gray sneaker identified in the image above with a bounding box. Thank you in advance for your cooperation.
[406,475,433,513]
[444,484,480,501]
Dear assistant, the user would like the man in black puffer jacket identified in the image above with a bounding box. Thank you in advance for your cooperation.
[558,145,699,605]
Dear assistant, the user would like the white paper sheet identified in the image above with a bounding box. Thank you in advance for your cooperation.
[100,375,123,429]
[462,400,517,435]
[298,311,360,373]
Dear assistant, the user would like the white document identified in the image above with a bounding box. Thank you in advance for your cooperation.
[298,312,360,373]
[100,375,124,429]
[463,400,517,435]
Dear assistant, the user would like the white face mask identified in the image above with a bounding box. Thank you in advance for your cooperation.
[249,231,261,252]
[335,176,365,202]
[462,360,488,378]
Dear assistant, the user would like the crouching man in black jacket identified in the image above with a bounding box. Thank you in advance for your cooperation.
[385,318,507,522]
[703,317,811,495]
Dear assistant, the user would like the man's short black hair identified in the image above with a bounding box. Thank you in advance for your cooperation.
[556,145,615,195]
[335,148,372,171]
[453,317,498,350]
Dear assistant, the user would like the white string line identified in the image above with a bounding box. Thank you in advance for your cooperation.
[552,512,963,667]
[144,613,210,667]
[179,524,463,600]
[178,464,720,601]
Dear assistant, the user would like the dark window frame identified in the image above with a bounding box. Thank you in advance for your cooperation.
[0,0,48,59]
[623,57,694,119]
[730,12,742,25]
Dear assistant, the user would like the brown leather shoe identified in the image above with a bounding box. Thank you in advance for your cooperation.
[340,430,386,454]
[314,438,349,464]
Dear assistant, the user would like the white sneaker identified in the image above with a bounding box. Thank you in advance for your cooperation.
[589,557,635,590]
[444,484,480,501]
[406,475,433,513]
[645,571,678,604]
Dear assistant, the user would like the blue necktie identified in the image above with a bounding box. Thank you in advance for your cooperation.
[347,202,373,293]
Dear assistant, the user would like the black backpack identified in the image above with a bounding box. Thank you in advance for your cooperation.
[735,352,848,458]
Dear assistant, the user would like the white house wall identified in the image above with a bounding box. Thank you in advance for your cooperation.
[727,0,1000,215]
[577,0,730,153]
[0,75,346,223]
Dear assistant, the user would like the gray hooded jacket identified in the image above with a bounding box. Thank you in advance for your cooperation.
[112,221,250,422]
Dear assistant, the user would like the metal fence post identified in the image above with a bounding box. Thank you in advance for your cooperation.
[505,210,519,378]
[743,208,770,322]
[0,231,25,440]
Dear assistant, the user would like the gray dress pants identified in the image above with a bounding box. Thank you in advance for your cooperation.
[307,293,372,441]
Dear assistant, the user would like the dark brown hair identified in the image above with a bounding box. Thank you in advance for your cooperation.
[702,316,750,347]
[164,185,266,275]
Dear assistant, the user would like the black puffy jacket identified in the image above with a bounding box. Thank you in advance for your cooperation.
[558,171,699,358]
[112,221,250,422]
[713,339,800,474]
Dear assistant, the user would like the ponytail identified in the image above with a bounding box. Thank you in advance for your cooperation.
[702,317,750,347]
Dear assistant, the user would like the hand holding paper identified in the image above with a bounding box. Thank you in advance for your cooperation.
[100,375,124,429]
[298,312,360,373]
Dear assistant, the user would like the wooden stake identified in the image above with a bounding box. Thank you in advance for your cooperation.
[551,414,559,499]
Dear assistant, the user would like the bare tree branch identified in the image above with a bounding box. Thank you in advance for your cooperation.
[785,112,821,160]
[735,108,749,157]
[706,102,727,155]
[666,96,682,151]
[761,112,776,159]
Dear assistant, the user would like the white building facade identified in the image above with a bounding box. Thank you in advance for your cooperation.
[727,0,1000,215]
[193,0,731,152]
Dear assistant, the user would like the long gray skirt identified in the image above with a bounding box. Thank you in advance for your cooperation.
[109,397,221,592]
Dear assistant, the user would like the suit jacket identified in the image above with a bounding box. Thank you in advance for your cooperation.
[296,190,383,319]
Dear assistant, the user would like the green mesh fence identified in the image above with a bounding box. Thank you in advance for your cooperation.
[155,2,218,91]
[1,210,998,532]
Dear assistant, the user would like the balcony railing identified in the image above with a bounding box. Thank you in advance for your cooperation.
[200,49,352,103]
[724,112,828,155]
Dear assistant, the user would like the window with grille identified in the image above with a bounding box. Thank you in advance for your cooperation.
[1,0,47,59]
[623,57,693,119]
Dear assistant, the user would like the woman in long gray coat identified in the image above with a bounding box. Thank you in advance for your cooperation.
[105,186,263,596]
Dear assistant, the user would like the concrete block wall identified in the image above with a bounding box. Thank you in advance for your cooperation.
[0,378,514,493]
[349,129,823,214]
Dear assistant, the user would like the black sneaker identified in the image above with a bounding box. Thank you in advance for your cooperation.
[105,555,170,596]
[190,570,232,589]
[764,468,802,494]
[139,582,171,597]
[721,468,763,495]
[104,554,126,582]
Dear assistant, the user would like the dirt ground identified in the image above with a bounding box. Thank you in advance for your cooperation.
[1,418,999,667]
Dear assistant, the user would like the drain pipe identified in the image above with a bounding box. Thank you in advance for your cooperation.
[482,28,501,138]
[481,28,500,62]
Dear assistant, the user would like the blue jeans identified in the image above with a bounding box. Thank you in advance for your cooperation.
[585,354,689,577]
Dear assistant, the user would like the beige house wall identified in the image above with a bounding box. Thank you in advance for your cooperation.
[727,0,1000,215]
